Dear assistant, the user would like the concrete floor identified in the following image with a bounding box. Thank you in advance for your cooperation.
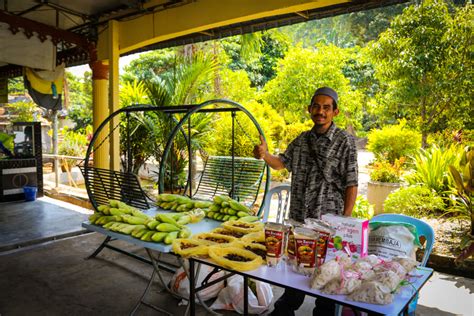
[0,196,92,252]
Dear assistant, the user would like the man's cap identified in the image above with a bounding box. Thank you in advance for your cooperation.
[311,87,338,105]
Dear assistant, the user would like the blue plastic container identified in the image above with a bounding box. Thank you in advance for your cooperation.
[23,186,38,201]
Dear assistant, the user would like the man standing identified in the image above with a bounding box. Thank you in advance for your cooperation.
[253,87,358,315]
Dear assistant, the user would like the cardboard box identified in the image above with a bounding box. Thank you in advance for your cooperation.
[321,214,369,260]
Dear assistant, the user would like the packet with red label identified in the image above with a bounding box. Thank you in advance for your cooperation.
[304,218,335,266]
[293,227,320,276]
[264,222,286,267]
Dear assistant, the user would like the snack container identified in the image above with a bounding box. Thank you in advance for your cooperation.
[293,227,319,276]
[304,218,335,266]
[321,214,369,261]
[264,222,287,267]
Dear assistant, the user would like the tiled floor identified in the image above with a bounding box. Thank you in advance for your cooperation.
[0,196,92,252]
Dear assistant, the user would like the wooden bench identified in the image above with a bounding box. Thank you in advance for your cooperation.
[193,155,266,206]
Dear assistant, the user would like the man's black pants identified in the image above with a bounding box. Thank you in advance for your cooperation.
[271,288,336,316]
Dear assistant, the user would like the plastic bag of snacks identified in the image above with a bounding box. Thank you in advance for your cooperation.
[264,222,287,267]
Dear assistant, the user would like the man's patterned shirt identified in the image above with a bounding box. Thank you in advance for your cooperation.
[279,123,358,221]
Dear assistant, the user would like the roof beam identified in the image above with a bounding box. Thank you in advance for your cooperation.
[97,0,350,59]
[0,9,89,48]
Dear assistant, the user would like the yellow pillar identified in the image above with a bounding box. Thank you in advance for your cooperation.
[90,60,109,169]
[109,20,120,171]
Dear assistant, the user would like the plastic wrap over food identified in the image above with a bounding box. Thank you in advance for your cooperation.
[391,256,419,272]
[348,281,394,305]
[373,270,401,292]
[322,272,362,295]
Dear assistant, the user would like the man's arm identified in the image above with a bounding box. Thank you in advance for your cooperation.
[343,185,358,216]
[253,135,285,170]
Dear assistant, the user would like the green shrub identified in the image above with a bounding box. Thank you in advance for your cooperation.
[58,127,89,170]
[352,195,374,220]
[384,185,445,217]
[367,120,420,163]
[369,158,405,183]
[405,145,462,194]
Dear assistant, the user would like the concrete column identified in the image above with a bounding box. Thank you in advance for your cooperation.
[90,60,109,169]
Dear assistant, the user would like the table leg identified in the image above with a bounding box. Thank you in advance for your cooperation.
[190,258,196,316]
[85,236,111,259]
[244,276,248,316]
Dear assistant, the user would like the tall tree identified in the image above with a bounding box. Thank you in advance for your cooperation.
[370,0,473,147]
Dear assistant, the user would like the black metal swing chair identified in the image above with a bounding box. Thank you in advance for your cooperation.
[80,99,271,261]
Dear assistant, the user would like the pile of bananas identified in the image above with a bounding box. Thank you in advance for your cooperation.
[88,199,204,244]
[156,193,259,222]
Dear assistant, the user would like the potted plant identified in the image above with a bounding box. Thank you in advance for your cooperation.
[367,158,405,214]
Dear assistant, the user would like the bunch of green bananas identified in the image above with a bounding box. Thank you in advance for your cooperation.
[205,195,258,222]
[88,200,193,244]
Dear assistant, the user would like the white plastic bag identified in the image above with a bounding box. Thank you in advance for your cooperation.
[170,265,225,302]
[210,275,273,314]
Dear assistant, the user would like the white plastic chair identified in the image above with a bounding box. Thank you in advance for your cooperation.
[262,184,291,223]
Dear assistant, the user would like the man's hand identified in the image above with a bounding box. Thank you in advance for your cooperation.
[253,135,268,159]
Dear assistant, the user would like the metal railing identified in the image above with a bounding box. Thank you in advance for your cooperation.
[42,154,86,188]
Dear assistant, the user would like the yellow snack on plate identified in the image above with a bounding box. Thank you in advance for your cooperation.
[193,232,237,245]
[209,246,264,271]
[172,238,209,257]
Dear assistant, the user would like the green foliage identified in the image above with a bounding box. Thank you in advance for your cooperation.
[8,78,25,95]
[384,185,445,217]
[369,0,473,146]
[7,101,38,122]
[222,31,290,88]
[367,121,421,163]
[66,71,92,132]
[352,195,374,220]
[0,132,14,155]
[369,158,405,183]
[58,126,90,169]
[405,145,462,194]
[205,100,285,158]
[262,45,363,130]
[446,147,474,236]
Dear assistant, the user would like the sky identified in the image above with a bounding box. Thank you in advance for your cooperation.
[66,53,142,77]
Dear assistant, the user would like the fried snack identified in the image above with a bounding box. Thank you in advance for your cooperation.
[310,259,342,289]
[208,246,264,271]
[212,227,247,238]
[348,281,393,305]
[193,232,237,245]
[373,270,401,292]
[241,230,266,246]
[172,238,209,257]
[222,220,264,234]
[322,273,362,295]
[241,242,267,260]
[391,256,419,272]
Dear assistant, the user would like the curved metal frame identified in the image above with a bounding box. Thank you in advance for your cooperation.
[158,99,271,216]
[83,104,190,211]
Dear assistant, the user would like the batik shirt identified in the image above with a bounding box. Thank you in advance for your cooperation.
[279,123,358,221]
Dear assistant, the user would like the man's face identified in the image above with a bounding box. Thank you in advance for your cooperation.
[308,95,339,129]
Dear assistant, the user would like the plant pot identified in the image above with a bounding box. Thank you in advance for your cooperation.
[367,181,401,215]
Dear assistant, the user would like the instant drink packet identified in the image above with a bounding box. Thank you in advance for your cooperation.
[303,218,336,266]
[293,227,319,276]
[264,222,287,267]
